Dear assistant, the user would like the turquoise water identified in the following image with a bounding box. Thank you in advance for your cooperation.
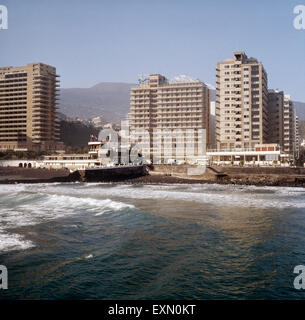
[0,182,305,299]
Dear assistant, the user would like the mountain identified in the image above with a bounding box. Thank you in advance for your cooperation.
[59,82,217,123]
[58,83,305,122]
[59,82,136,123]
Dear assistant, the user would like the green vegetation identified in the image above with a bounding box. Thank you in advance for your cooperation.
[60,120,99,150]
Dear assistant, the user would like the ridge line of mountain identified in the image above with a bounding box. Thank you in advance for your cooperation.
[59,82,305,122]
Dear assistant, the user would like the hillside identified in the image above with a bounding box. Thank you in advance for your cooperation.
[58,83,305,123]
[59,120,99,149]
[59,82,216,123]
[59,82,135,123]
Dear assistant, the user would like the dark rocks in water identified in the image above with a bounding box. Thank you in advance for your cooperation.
[83,165,148,182]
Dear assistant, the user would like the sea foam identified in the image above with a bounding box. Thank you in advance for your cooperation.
[0,191,135,253]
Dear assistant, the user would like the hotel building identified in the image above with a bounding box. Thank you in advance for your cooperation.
[211,51,302,165]
[283,94,300,158]
[266,91,300,159]
[128,74,210,163]
[295,115,300,159]
[267,89,284,149]
[215,51,268,150]
[0,63,62,152]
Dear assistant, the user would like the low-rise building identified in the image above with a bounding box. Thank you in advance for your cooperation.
[207,143,283,166]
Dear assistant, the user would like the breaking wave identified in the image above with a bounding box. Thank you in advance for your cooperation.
[1,181,305,253]
[21,182,305,210]
[0,191,135,253]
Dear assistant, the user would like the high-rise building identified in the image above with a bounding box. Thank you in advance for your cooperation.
[128,74,210,163]
[216,51,268,150]
[267,89,284,149]
[266,91,299,158]
[0,63,62,152]
[283,94,296,156]
[209,101,216,149]
[295,114,300,159]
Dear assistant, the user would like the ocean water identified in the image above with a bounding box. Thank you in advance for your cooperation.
[0,182,305,299]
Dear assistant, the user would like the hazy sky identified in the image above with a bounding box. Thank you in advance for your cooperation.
[1,0,305,101]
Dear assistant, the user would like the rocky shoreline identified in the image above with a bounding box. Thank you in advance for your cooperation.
[1,166,305,188]
[115,173,305,187]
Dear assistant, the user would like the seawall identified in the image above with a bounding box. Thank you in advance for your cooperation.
[0,167,81,184]
[1,164,305,187]
[147,164,305,187]
[81,165,148,182]
[148,164,227,181]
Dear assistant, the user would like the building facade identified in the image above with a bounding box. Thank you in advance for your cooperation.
[267,90,284,149]
[283,94,300,158]
[128,74,210,163]
[295,115,300,159]
[0,63,63,152]
[216,51,268,150]
[266,91,300,159]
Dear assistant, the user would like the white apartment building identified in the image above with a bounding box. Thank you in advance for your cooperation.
[283,94,300,158]
[216,51,268,151]
[128,74,210,163]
